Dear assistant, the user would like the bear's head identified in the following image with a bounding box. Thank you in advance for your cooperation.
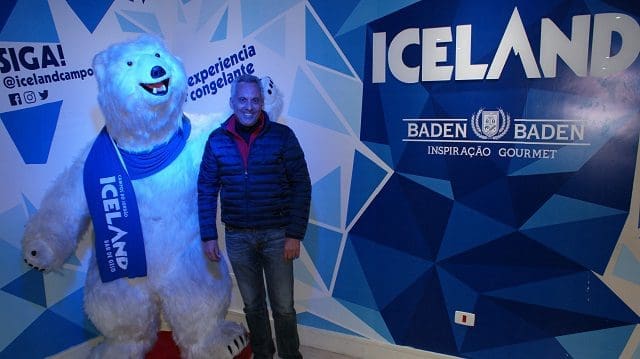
[260,76,283,122]
[92,35,187,152]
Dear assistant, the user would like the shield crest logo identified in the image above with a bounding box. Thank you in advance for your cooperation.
[482,111,499,137]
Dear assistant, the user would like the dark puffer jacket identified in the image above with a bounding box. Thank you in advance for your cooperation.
[198,112,311,241]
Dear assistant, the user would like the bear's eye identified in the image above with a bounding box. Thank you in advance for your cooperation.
[127,61,133,66]
[155,53,160,58]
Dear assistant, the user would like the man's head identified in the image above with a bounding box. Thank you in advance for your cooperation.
[230,74,264,126]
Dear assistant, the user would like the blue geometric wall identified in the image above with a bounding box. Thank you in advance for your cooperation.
[329,0,640,357]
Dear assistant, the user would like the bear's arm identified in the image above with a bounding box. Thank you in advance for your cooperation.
[22,150,91,272]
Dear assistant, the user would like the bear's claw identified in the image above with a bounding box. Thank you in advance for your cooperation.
[226,332,249,357]
[24,258,45,272]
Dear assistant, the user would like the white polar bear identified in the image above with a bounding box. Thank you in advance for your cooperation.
[22,35,247,359]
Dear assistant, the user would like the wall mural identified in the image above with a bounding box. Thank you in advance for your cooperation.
[1,0,639,358]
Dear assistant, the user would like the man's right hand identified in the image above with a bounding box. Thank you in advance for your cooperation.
[202,240,221,262]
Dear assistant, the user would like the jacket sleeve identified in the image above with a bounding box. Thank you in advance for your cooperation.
[283,128,311,240]
[197,135,221,241]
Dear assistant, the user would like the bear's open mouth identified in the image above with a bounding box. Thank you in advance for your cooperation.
[140,78,170,96]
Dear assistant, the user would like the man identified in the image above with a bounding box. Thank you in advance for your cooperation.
[198,74,311,359]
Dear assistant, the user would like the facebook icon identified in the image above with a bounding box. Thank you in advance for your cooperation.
[9,93,22,106]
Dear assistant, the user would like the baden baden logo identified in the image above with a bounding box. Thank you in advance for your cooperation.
[405,107,589,160]
[471,108,510,140]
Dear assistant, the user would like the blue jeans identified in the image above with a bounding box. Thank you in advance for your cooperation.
[225,227,302,359]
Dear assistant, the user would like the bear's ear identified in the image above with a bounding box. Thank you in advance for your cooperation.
[261,76,284,121]
[92,51,107,87]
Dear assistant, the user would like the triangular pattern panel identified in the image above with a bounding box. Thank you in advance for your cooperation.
[1,101,62,164]
[345,150,387,226]
[288,68,349,135]
[1,310,98,358]
[556,325,636,359]
[308,62,362,135]
[485,271,640,322]
[614,245,640,285]
[0,0,59,41]
[305,7,351,76]
[332,236,378,310]
[0,290,44,352]
[241,0,300,36]
[350,235,433,309]
[210,8,228,42]
[297,311,361,337]
[302,224,342,289]
[310,167,342,227]
[66,0,114,34]
[254,15,286,56]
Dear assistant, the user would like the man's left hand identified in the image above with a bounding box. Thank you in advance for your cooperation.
[284,238,301,260]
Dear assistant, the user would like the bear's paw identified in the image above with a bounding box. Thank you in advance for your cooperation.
[226,332,249,357]
[22,237,56,272]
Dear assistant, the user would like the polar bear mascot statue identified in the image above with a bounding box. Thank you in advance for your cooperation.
[260,75,284,122]
[22,35,247,359]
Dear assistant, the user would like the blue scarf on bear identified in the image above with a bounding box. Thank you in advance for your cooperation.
[83,116,191,282]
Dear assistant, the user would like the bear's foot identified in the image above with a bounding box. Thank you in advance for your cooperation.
[182,320,248,359]
[226,331,249,357]
[89,337,152,359]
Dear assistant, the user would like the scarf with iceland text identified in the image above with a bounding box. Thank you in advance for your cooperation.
[83,116,191,282]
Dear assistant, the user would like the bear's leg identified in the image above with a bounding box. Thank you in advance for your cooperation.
[159,250,247,359]
[84,267,160,359]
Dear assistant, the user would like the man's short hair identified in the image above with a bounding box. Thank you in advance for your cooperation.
[230,74,263,99]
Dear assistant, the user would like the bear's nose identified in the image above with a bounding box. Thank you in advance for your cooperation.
[150,66,166,79]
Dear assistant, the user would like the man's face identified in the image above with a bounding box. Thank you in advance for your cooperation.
[230,82,263,126]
